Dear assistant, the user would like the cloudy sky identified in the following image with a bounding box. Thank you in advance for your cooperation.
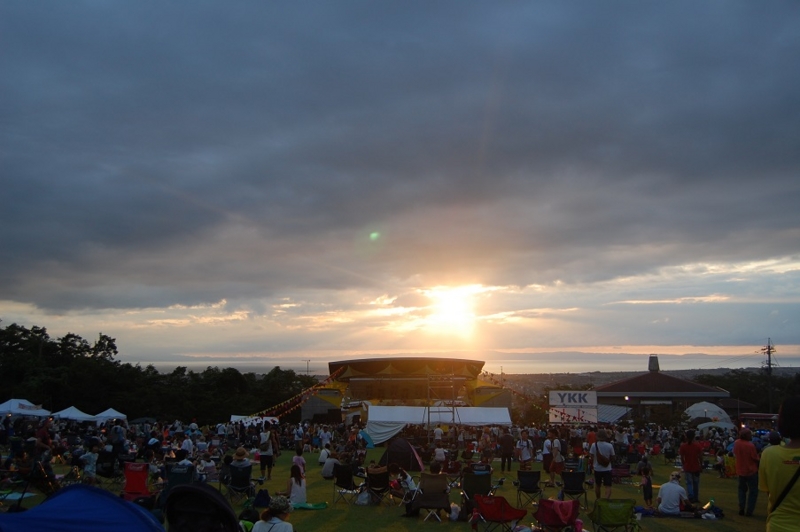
[2,2,799,375]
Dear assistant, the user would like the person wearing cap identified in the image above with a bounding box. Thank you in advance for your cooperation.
[253,495,294,532]
[656,471,691,516]
[733,428,759,516]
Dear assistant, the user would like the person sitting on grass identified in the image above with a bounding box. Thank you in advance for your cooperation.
[321,451,340,480]
[657,471,694,516]
[318,443,331,466]
[276,464,306,506]
[253,495,294,532]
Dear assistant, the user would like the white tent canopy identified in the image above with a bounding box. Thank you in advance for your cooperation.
[0,398,50,417]
[365,406,512,444]
[685,401,732,424]
[52,406,96,422]
[94,408,127,425]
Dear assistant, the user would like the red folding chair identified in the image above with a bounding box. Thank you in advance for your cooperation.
[121,462,156,502]
[532,498,579,532]
[473,495,527,532]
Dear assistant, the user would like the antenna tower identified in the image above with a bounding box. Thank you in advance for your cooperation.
[761,339,777,413]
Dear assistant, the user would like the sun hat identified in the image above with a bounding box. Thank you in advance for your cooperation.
[234,447,249,459]
[269,495,293,514]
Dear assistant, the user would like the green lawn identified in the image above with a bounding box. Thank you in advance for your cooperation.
[34,450,766,532]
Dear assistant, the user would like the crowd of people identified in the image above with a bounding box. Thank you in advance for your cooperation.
[1,396,799,531]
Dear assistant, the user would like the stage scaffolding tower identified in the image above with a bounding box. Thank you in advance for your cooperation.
[426,374,464,444]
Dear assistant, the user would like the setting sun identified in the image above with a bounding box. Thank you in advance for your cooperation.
[423,285,480,337]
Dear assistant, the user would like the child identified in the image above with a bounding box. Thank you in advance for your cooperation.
[713,449,725,478]
[81,444,99,485]
[292,447,306,476]
[640,465,653,508]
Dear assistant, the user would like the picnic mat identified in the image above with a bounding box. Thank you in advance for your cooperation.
[0,492,36,501]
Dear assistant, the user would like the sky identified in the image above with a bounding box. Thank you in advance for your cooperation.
[2,2,800,376]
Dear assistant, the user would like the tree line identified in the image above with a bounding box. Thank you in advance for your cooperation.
[0,321,317,426]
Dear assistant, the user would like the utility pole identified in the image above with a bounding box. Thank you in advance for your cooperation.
[302,359,311,375]
[761,339,776,413]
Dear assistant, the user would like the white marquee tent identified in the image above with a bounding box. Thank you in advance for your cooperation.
[94,408,127,424]
[52,406,96,422]
[365,405,512,444]
[0,398,50,417]
[685,401,732,424]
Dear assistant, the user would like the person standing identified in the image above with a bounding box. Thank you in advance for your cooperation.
[733,428,760,516]
[259,423,278,481]
[515,430,534,471]
[589,429,615,500]
[498,428,515,473]
[759,396,800,532]
[546,428,565,487]
[679,430,703,503]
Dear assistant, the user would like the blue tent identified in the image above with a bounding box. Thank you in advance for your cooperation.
[0,484,164,532]
[359,429,375,449]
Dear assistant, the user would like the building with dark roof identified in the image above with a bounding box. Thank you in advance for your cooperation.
[595,355,729,417]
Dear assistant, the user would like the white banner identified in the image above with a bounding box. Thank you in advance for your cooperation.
[548,390,597,407]
[549,407,598,424]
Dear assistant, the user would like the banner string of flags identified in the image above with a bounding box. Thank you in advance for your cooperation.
[248,366,345,420]
[481,371,592,424]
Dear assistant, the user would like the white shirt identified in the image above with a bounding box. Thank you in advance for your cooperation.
[253,517,293,532]
[516,438,533,461]
[658,480,687,515]
[590,441,615,472]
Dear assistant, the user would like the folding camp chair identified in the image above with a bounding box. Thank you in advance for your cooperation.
[95,450,124,489]
[626,452,641,465]
[366,469,392,505]
[224,464,254,505]
[533,498,580,532]
[332,462,361,505]
[473,494,527,532]
[588,498,638,532]
[410,472,451,521]
[611,464,633,485]
[121,461,156,502]
[563,457,580,472]
[462,472,504,521]
[560,471,588,510]
[445,459,463,488]
[513,470,543,508]
[461,472,493,503]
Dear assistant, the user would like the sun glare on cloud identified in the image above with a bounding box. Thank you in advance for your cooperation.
[423,285,481,337]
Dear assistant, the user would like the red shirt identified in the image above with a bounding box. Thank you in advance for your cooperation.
[733,439,759,477]
[679,441,704,473]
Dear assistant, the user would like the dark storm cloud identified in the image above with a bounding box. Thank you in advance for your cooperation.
[1,1,799,311]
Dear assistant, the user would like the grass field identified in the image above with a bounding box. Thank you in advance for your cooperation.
[24,450,768,531]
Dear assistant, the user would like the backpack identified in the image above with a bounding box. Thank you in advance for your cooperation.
[594,443,611,467]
